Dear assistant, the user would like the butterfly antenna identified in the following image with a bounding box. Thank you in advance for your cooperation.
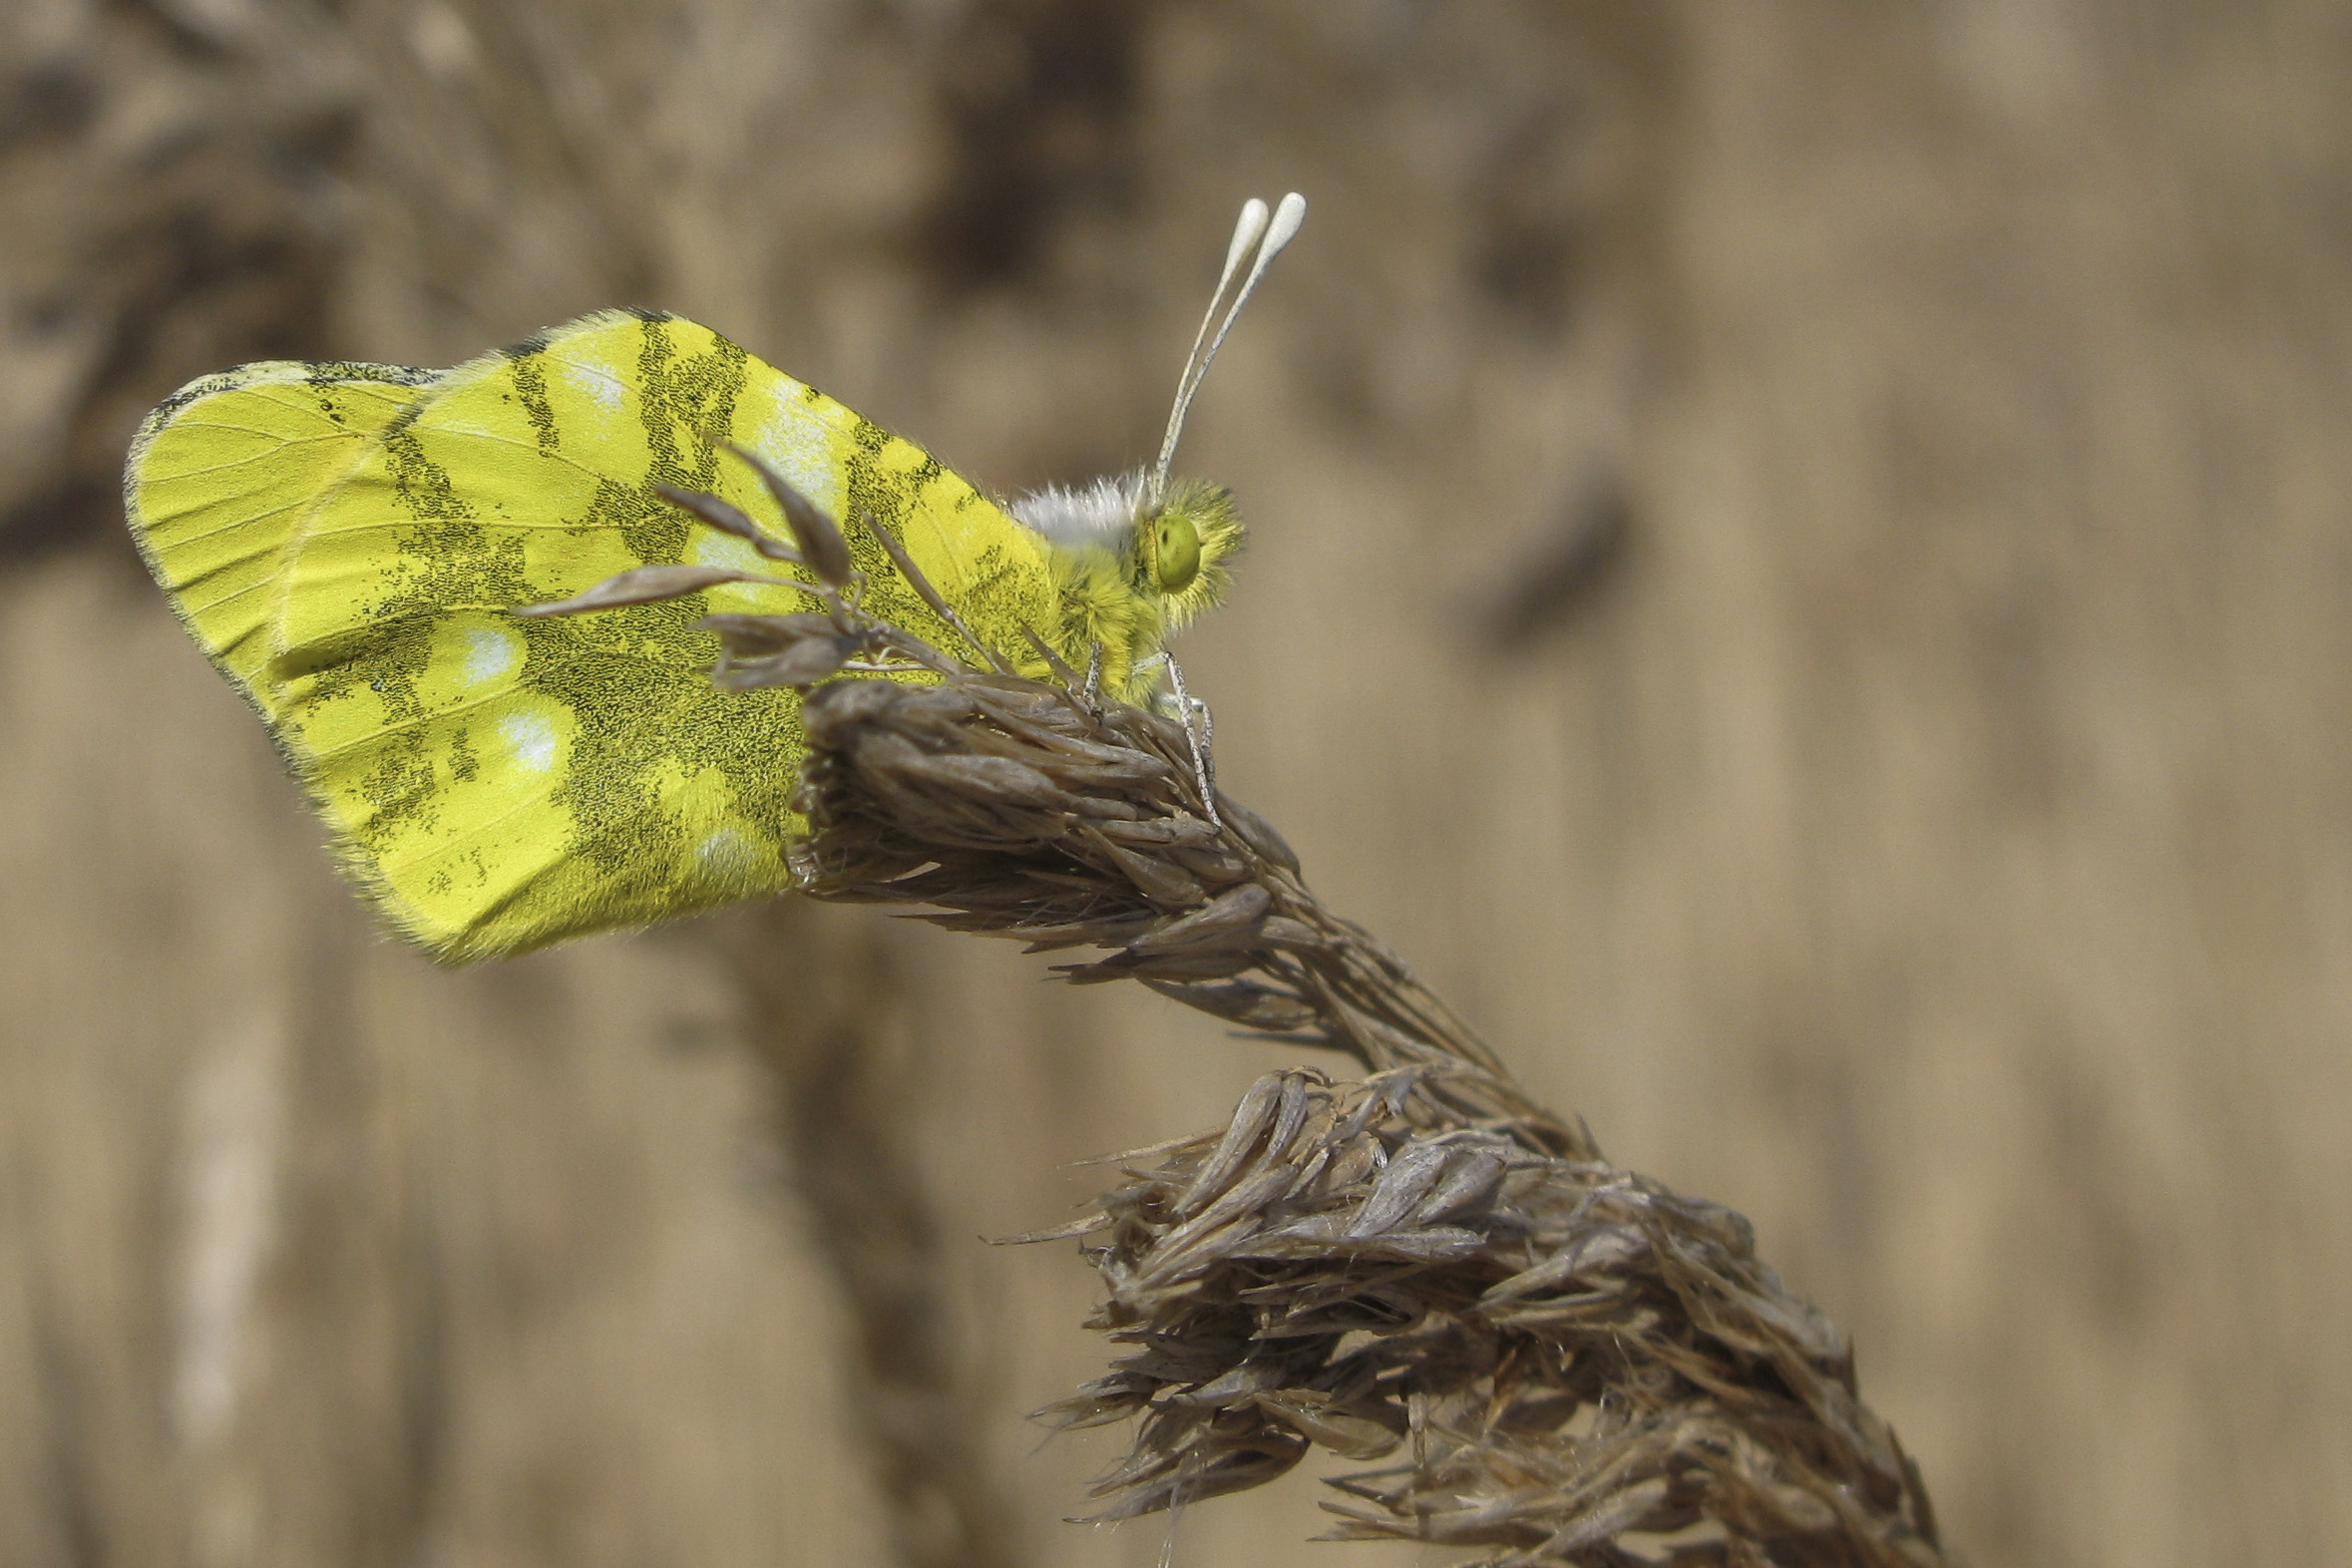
[1146,192,1306,512]
[1141,198,1264,513]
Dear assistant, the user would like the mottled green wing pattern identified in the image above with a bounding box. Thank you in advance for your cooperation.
[128,309,1066,959]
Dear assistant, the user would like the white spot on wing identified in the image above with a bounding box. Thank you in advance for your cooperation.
[696,827,758,882]
[690,531,808,612]
[498,710,560,775]
[690,532,766,574]
[461,626,519,688]
[750,384,844,518]
[566,358,627,412]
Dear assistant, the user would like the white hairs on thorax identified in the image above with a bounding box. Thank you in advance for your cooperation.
[1007,473,1148,547]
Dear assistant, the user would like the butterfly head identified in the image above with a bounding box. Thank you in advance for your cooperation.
[1007,195,1302,701]
[1008,469,1239,613]
[1147,476,1239,620]
[1135,192,1301,613]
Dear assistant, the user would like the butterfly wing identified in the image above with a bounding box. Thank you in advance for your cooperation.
[131,309,1064,959]
[125,358,441,713]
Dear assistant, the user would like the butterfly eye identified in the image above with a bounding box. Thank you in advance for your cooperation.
[1154,510,1202,594]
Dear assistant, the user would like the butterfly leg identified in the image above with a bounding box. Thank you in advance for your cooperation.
[1161,654,1222,830]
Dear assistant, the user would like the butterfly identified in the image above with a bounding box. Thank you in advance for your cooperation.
[123,196,1304,961]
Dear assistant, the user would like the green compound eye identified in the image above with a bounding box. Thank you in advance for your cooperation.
[1153,509,1202,593]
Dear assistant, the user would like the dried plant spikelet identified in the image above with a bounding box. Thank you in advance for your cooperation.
[1139,979,1321,1032]
[1130,884,1269,953]
[727,442,855,587]
[514,563,796,615]
[652,482,805,563]
[715,637,856,690]
[701,610,844,650]
[1002,1069,1945,1564]
[1173,1071,1289,1216]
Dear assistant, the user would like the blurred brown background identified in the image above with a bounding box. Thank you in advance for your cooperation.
[3,2,2348,1565]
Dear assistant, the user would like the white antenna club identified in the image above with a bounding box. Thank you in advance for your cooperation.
[1146,192,1306,512]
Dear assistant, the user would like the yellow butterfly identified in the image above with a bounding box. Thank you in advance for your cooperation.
[124,195,1305,961]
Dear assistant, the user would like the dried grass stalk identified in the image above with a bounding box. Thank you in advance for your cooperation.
[622,481,1946,1566]
[787,671,1947,1568]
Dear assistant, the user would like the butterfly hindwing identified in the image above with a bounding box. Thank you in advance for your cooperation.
[125,359,440,713]
[132,310,1065,959]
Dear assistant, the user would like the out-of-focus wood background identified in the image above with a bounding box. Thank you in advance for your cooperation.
[3,2,2347,1565]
